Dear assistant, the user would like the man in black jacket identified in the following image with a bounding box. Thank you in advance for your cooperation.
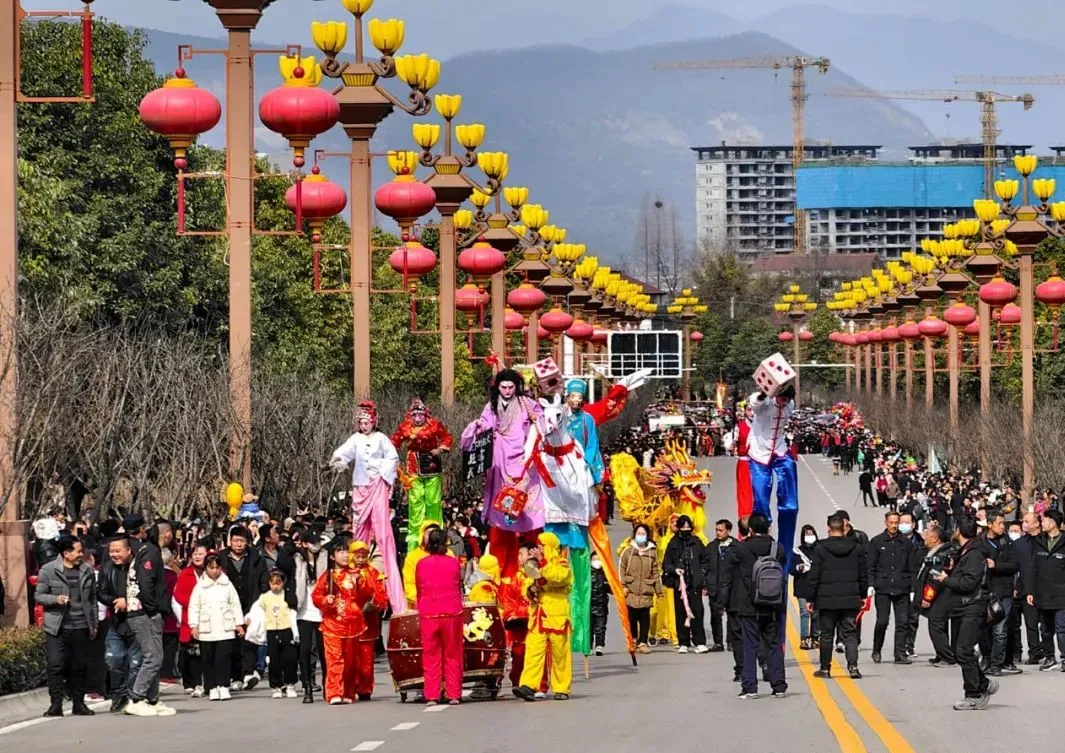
[808,513,867,679]
[706,519,737,652]
[868,511,913,664]
[99,538,141,713]
[982,512,1020,676]
[662,515,710,653]
[221,526,270,688]
[937,517,998,711]
[915,522,956,666]
[858,470,875,507]
[899,512,925,657]
[719,513,787,698]
[1026,508,1065,672]
[1012,513,1044,665]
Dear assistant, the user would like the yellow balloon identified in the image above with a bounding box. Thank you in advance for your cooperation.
[225,482,244,508]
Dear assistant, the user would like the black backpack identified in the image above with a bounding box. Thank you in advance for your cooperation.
[751,541,785,607]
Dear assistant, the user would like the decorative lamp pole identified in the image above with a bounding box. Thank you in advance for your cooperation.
[2,0,97,627]
[774,285,817,406]
[312,0,440,399]
[668,290,708,401]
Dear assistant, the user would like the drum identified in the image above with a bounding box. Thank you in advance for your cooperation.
[385,612,423,693]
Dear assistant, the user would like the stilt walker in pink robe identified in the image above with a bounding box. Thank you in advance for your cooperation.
[330,401,405,614]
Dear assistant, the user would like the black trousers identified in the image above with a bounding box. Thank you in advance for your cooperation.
[266,630,298,688]
[709,603,726,647]
[202,639,234,691]
[905,593,921,653]
[161,632,179,679]
[591,611,607,648]
[727,610,743,675]
[740,613,786,694]
[298,619,327,689]
[861,488,875,506]
[627,606,650,645]
[927,594,955,663]
[229,637,258,681]
[819,608,858,669]
[1008,598,1023,662]
[672,589,706,647]
[1022,600,1045,660]
[953,603,990,698]
[45,627,90,705]
[85,623,108,696]
[872,592,910,658]
[179,640,203,690]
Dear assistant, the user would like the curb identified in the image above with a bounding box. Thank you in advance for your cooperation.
[0,688,51,728]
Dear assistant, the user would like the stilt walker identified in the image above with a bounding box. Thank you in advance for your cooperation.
[330,401,405,613]
[735,402,755,521]
[391,399,453,554]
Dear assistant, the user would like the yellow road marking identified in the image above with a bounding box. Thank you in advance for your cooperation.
[783,604,867,753]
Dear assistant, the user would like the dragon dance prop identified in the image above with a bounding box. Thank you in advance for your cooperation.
[611,440,713,540]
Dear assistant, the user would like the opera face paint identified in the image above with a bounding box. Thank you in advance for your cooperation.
[358,416,373,434]
[566,392,584,411]
[498,381,516,400]
[411,410,427,426]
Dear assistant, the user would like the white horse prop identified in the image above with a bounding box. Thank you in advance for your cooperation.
[523,394,597,529]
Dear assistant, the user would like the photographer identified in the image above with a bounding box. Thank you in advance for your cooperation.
[916,522,956,666]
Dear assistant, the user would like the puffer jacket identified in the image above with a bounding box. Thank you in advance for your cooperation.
[619,542,663,609]
[187,572,244,642]
[590,564,609,618]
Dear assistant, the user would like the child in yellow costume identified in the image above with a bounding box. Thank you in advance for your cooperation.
[513,532,573,701]
[467,554,501,604]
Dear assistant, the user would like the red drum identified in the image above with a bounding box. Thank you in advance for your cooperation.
[386,604,507,701]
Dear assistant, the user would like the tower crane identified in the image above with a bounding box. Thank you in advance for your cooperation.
[825,88,1035,198]
[653,56,831,256]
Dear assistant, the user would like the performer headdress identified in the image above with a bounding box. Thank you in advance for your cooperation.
[356,400,378,427]
[565,378,587,397]
[490,367,527,413]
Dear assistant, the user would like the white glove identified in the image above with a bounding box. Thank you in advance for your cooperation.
[867,587,875,598]
[328,457,348,473]
[617,368,653,392]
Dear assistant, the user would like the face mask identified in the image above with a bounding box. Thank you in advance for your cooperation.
[634,533,648,546]
[678,530,692,539]
[1008,531,1022,542]
[899,523,913,535]
[591,559,602,570]
[803,535,816,546]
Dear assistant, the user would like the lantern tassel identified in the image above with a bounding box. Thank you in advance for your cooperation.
[294,176,303,233]
[410,294,416,331]
[81,7,93,99]
[1054,310,1061,351]
[312,245,321,292]
[177,172,186,235]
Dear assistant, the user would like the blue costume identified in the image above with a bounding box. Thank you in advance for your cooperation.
[747,392,799,574]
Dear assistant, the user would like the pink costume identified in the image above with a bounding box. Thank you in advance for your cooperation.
[330,403,405,614]
[415,553,465,702]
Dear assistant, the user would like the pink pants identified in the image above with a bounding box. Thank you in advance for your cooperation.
[420,614,464,702]
[352,477,405,614]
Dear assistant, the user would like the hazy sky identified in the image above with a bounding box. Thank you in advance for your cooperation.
[22,1,1059,59]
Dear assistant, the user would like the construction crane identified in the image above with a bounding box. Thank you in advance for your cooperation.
[825,88,1035,198]
[653,56,831,256]
[956,74,1065,86]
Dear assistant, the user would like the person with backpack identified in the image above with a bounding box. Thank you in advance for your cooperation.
[719,513,788,698]
[807,513,868,679]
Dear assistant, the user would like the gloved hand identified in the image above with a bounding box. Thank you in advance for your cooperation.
[617,368,653,392]
[867,587,875,598]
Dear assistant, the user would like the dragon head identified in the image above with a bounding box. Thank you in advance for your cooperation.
[648,439,713,506]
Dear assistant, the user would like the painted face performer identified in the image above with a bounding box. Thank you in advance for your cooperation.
[461,368,545,577]
[390,398,454,554]
[329,401,405,614]
[747,384,799,570]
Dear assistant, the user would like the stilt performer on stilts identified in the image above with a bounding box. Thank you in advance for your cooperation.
[748,352,799,572]
[735,402,754,522]
[329,401,405,614]
[391,398,453,554]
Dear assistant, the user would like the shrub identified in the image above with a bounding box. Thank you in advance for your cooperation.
[0,626,47,696]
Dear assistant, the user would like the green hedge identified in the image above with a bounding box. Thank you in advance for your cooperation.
[0,626,47,696]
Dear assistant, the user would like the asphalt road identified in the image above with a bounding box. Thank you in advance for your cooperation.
[1,455,1058,752]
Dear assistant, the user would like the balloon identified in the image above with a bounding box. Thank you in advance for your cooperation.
[225,482,243,508]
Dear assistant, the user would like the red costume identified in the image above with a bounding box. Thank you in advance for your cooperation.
[498,576,530,687]
[736,419,754,520]
[390,400,454,554]
[312,566,366,704]
[351,560,388,698]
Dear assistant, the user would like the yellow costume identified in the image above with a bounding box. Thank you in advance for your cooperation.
[468,554,500,605]
[516,532,573,698]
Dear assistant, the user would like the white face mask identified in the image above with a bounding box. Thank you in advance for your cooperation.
[803,535,816,546]
[899,523,913,535]
[1008,531,1022,542]
[591,559,602,570]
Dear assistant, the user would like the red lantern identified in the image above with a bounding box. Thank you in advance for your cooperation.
[918,314,948,338]
[690,330,705,343]
[828,332,840,343]
[778,330,794,342]
[537,325,553,340]
[591,329,610,346]
[566,319,594,341]
[842,334,858,347]
[504,308,525,331]
[963,320,981,338]
[999,303,1022,326]
[881,326,900,342]
[540,306,574,334]
[868,328,883,342]
[375,177,437,225]
[943,301,977,328]
[285,167,346,242]
[139,74,222,168]
[258,76,339,166]
[856,332,869,344]
[899,321,922,341]
[798,330,814,341]
[455,283,484,315]
[458,241,506,287]
[1036,275,1065,309]
[388,240,437,286]
[508,283,547,314]
[979,277,1018,308]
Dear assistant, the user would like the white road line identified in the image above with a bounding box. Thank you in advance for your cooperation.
[391,722,419,731]
[424,703,449,712]
[351,742,385,751]
[799,455,841,511]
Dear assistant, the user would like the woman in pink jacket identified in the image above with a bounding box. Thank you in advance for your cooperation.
[415,528,464,705]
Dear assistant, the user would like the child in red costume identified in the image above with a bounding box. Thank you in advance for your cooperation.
[350,540,388,700]
[311,536,366,705]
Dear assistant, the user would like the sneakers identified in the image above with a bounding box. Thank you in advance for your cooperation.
[953,697,981,711]
[894,657,912,665]
[151,702,177,717]
[708,644,725,653]
[272,689,284,699]
[329,697,343,705]
[109,696,128,714]
[1000,665,1023,675]
[218,687,232,701]
[71,702,95,716]
[229,680,244,692]
[191,686,205,698]
[694,644,710,654]
[771,691,787,698]
[42,703,63,718]
[209,688,220,701]
[594,645,604,656]
[848,666,862,680]
[812,668,831,679]
[534,691,548,700]
[737,691,759,699]
[871,651,882,664]
[243,672,260,691]
[285,685,300,699]
[124,700,157,717]
[184,687,196,695]
[677,645,689,654]
[835,642,844,654]
[512,685,537,702]
[1039,658,1060,672]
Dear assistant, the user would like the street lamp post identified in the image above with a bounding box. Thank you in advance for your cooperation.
[668,290,707,401]
[774,285,816,406]
[312,0,440,399]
